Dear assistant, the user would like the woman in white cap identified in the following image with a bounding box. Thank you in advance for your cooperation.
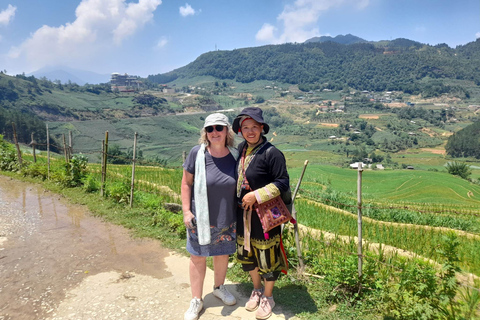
[181,113,239,320]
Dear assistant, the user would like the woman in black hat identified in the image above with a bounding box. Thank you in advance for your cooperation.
[232,107,290,320]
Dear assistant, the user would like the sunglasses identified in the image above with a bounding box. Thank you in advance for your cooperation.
[205,125,225,133]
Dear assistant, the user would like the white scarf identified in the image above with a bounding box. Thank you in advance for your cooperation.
[194,144,239,245]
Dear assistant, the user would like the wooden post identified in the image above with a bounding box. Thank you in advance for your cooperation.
[104,131,109,178]
[11,122,22,165]
[30,133,36,163]
[46,124,50,180]
[182,150,186,163]
[291,160,309,272]
[357,162,363,279]
[101,131,109,197]
[100,139,105,197]
[62,134,68,163]
[69,130,73,158]
[129,132,138,208]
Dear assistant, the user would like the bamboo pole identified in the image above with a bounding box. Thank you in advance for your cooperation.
[100,139,105,197]
[129,132,138,208]
[46,124,50,180]
[68,130,73,159]
[30,133,36,163]
[11,122,22,165]
[104,130,109,179]
[291,159,309,272]
[292,160,308,201]
[357,162,363,279]
[101,131,109,197]
[62,134,68,163]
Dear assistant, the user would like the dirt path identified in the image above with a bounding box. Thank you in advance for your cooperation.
[0,176,296,320]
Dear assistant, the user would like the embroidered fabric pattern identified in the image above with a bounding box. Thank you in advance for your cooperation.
[254,183,280,204]
[236,142,267,197]
[236,234,288,279]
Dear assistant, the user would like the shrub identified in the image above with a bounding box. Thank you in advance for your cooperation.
[106,180,130,204]
[446,161,472,180]
[384,260,439,320]
[151,207,185,238]
[82,174,100,193]
[0,134,19,171]
[21,161,48,180]
[134,191,161,209]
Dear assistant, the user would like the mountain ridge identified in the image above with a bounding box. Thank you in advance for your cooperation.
[28,66,111,85]
[304,33,368,45]
[147,37,480,95]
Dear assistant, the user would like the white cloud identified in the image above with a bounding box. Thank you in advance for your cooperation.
[257,0,370,44]
[256,24,277,42]
[0,4,16,26]
[155,36,168,49]
[476,32,480,40]
[7,0,161,71]
[179,3,195,17]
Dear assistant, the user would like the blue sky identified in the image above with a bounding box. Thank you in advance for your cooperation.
[0,0,479,78]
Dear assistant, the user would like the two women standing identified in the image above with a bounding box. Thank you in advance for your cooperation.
[181,108,290,320]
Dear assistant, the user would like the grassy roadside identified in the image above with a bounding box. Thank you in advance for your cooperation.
[0,170,381,320]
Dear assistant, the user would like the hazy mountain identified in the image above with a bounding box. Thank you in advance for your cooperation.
[29,66,111,85]
[304,34,367,45]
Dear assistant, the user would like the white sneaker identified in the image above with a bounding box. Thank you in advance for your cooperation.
[184,298,203,320]
[213,284,237,306]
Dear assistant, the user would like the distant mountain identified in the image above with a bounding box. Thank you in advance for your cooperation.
[29,66,111,85]
[148,37,480,94]
[304,34,367,45]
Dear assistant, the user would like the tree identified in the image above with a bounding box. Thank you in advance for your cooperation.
[445,121,480,159]
[107,144,130,164]
[255,96,265,104]
[446,161,472,180]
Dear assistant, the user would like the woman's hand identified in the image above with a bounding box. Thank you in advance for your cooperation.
[242,191,257,211]
[183,210,196,229]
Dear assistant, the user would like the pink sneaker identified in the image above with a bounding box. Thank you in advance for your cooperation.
[255,296,275,320]
[245,289,263,311]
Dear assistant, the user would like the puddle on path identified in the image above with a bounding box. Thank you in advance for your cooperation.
[0,176,172,320]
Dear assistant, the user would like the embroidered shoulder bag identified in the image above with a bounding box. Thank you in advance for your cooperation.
[255,195,295,239]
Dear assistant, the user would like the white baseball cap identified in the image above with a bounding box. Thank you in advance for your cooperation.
[203,113,230,128]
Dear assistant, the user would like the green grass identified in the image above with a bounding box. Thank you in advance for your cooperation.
[295,199,480,276]
[38,90,135,111]
[292,164,480,207]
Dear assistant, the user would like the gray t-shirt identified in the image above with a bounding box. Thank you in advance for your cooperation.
[182,145,237,256]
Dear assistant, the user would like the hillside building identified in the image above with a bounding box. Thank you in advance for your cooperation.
[350,162,367,169]
[110,73,142,92]
[163,88,175,94]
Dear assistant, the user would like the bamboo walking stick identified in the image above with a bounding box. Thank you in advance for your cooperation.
[291,159,309,272]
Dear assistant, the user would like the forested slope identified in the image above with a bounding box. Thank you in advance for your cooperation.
[446,121,480,159]
[149,38,480,95]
